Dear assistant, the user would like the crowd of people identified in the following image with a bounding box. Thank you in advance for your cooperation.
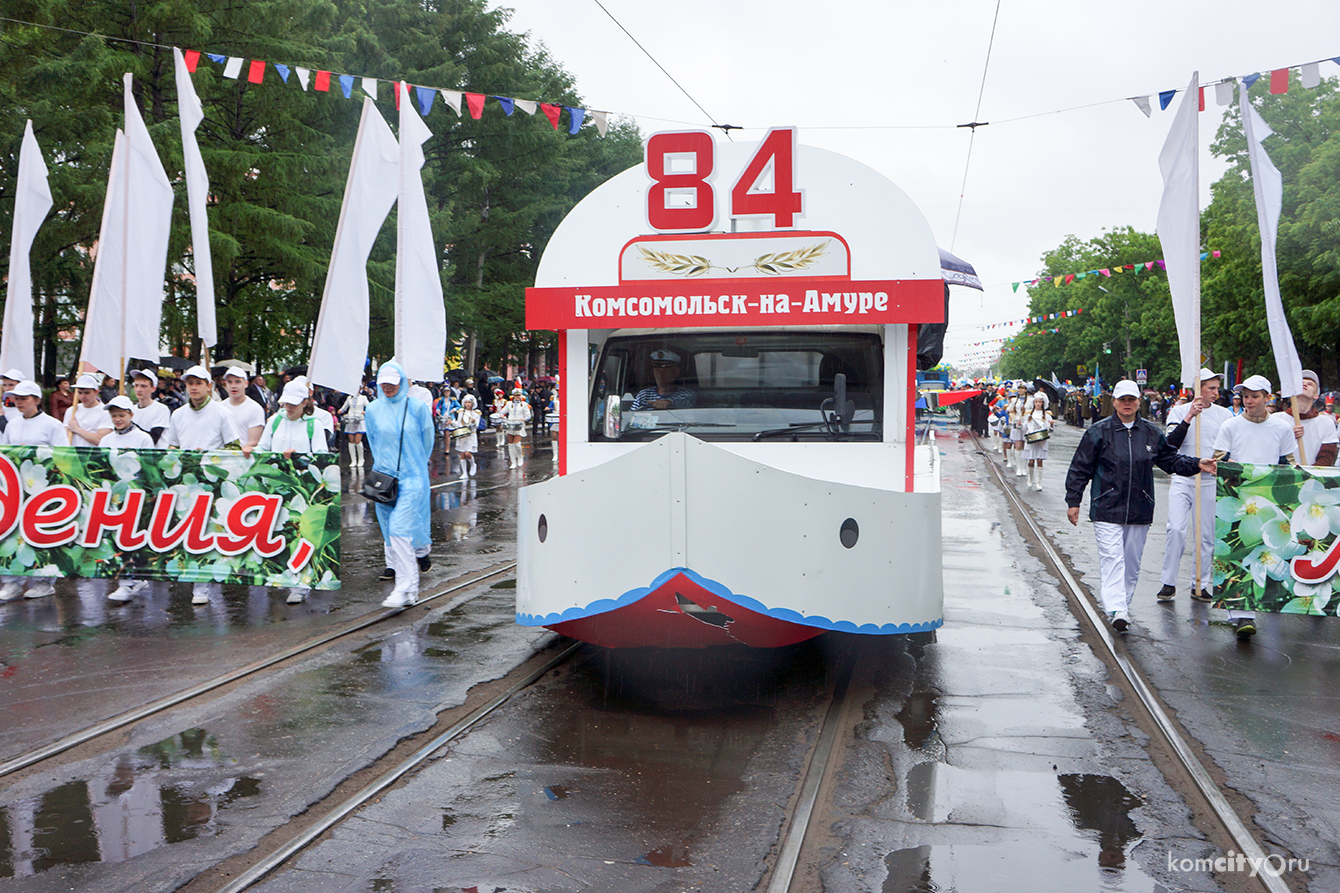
[0,360,561,609]
[972,368,1339,642]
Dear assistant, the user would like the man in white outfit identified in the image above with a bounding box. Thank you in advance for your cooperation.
[1211,374,1298,639]
[1157,369,1232,604]
[222,367,265,450]
[1287,369,1338,466]
[166,365,242,605]
[130,368,171,445]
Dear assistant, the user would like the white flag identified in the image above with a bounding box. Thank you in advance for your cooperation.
[82,75,174,376]
[1215,80,1235,106]
[1156,72,1201,389]
[440,90,462,116]
[1302,63,1321,89]
[1240,89,1302,398]
[223,56,243,79]
[308,98,399,395]
[175,48,217,348]
[1,120,53,379]
[395,82,446,383]
[1131,96,1152,117]
[513,98,536,116]
[295,67,310,90]
[590,110,609,137]
[361,77,378,100]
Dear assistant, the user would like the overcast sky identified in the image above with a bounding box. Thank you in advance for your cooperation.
[491,0,1340,371]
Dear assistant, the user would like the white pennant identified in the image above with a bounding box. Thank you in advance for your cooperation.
[1155,72,1201,390]
[590,110,608,137]
[174,48,217,348]
[1301,62,1321,89]
[513,98,536,116]
[1,121,53,379]
[1215,80,1234,106]
[222,56,244,79]
[395,82,446,383]
[439,90,462,116]
[1131,96,1151,117]
[295,67,310,91]
[361,77,378,100]
[308,98,400,395]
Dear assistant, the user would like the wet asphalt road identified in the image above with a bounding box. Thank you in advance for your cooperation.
[0,427,1333,891]
[1010,420,1340,892]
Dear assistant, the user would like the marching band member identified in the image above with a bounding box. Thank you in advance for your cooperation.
[500,387,532,470]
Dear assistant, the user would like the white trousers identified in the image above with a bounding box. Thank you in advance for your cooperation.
[1093,521,1149,614]
[384,537,420,598]
[1161,474,1215,589]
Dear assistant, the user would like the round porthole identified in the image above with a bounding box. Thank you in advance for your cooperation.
[538,514,548,543]
[839,518,859,549]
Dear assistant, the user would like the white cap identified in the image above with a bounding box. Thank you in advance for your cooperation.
[650,348,682,365]
[222,366,247,380]
[106,395,135,411]
[11,380,41,397]
[74,372,101,390]
[375,366,400,386]
[1195,368,1223,382]
[1112,380,1141,399]
[130,368,159,388]
[1235,374,1273,394]
[279,382,308,405]
[2,368,25,382]
[182,365,211,381]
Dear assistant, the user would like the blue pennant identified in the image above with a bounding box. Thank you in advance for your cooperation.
[1158,90,1175,110]
[416,85,435,115]
[339,74,354,98]
[206,53,226,64]
[567,106,585,134]
[1243,72,1261,90]
[495,96,515,116]
[274,63,290,83]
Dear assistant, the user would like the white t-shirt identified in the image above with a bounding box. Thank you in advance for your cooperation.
[1300,413,1339,465]
[3,412,68,446]
[64,403,113,447]
[1213,413,1297,465]
[258,414,329,454]
[166,398,242,450]
[225,397,266,442]
[134,400,172,441]
[1166,401,1232,460]
[311,407,335,443]
[105,425,158,450]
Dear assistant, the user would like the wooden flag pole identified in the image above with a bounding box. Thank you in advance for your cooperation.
[1193,375,1203,594]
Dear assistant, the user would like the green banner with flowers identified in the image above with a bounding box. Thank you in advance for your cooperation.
[1216,461,1340,615]
[0,445,341,589]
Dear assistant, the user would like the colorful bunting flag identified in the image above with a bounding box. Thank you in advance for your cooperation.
[541,103,562,129]
[416,85,435,116]
[1216,80,1234,106]
[275,63,291,83]
[1243,72,1261,90]
[496,96,515,116]
[314,70,331,92]
[567,106,585,134]
[1270,68,1289,94]
[184,49,200,72]
[361,76,376,100]
[295,67,310,90]
[590,110,609,137]
[1158,89,1175,110]
[440,90,462,116]
[1131,96,1152,117]
[465,93,485,119]
[223,57,244,79]
[1302,63,1321,89]
[340,74,354,98]
[514,99,537,116]
[248,60,266,84]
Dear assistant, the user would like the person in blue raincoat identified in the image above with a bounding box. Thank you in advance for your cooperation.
[366,362,435,607]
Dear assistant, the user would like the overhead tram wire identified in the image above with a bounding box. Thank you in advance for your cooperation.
[949,0,1001,253]
[586,0,735,137]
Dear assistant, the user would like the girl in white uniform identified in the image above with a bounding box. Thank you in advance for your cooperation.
[452,394,482,478]
[500,388,532,469]
[340,388,370,468]
[1021,395,1054,490]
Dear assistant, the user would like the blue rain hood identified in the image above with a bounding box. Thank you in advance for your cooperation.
[365,361,435,548]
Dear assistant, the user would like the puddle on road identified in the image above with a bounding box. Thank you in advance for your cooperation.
[0,728,260,878]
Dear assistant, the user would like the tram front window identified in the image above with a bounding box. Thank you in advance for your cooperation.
[590,331,883,442]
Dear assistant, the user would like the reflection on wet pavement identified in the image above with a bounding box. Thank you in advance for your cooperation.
[0,728,259,878]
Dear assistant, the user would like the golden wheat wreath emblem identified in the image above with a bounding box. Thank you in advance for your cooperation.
[636,240,830,277]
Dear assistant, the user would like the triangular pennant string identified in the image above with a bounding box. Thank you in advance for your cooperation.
[275,63,290,83]
[1243,72,1262,90]
[295,67,310,90]
[1131,96,1152,117]
[590,110,608,137]
[248,59,266,84]
[1158,89,1175,110]
[416,85,435,115]
[1216,80,1234,106]
[184,49,200,72]
[567,106,585,134]
[340,74,354,98]
[496,96,515,116]
[223,56,244,79]
[514,99,536,115]
[1302,63,1321,89]
[206,53,226,64]
[440,90,462,115]
[540,102,561,129]
[314,70,331,91]
[361,77,377,100]
[465,92,485,119]
[1270,68,1290,94]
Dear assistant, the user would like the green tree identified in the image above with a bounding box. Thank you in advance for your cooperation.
[1204,73,1340,387]
[999,227,1180,389]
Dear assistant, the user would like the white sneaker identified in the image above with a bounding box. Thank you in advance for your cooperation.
[191,584,211,605]
[0,582,23,601]
[381,590,417,608]
[24,581,56,599]
[1110,611,1130,633]
[285,588,307,604]
[108,580,149,602]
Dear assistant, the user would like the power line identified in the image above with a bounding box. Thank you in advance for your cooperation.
[587,0,727,134]
[950,0,1001,252]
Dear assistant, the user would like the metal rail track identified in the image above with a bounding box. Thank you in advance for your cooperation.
[212,639,580,893]
[973,432,1292,893]
[0,561,517,780]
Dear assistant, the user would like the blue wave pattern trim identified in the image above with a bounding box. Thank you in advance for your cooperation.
[516,566,943,636]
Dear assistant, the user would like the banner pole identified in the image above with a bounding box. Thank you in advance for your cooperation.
[1193,379,1202,594]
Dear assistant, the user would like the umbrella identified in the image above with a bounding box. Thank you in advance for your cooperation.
[217,358,255,374]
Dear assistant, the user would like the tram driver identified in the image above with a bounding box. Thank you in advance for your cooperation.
[631,348,696,411]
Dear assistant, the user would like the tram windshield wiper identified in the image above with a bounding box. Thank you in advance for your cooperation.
[751,422,831,441]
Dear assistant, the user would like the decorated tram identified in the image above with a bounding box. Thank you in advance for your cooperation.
[516,128,947,648]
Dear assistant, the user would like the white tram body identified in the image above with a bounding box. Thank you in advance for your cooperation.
[517,130,945,647]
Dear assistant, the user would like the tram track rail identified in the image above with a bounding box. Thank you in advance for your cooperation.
[972,431,1293,893]
[0,560,518,782]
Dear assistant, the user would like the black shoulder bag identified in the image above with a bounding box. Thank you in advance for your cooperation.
[361,400,409,505]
